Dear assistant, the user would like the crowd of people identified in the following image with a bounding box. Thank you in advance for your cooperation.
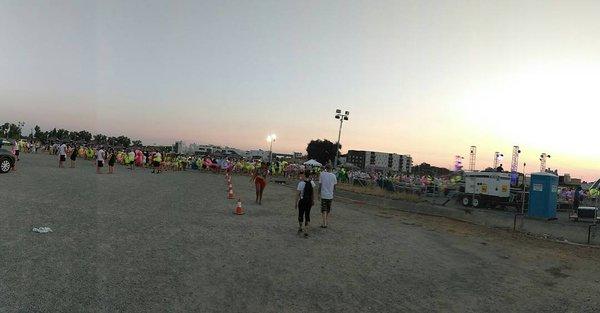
[6,139,342,237]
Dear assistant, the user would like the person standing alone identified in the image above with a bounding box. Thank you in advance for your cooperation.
[69,143,78,168]
[296,170,316,237]
[96,146,105,174]
[319,164,337,228]
[58,142,67,168]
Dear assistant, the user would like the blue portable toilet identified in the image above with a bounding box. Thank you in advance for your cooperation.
[528,172,558,219]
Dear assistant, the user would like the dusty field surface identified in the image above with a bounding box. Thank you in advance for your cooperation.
[1,154,600,313]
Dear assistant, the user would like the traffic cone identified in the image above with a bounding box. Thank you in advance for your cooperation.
[228,183,233,190]
[228,188,235,199]
[234,199,245,215]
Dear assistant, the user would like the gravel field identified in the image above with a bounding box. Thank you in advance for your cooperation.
[1,154,600,313]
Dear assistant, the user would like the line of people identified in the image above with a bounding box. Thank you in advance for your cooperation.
[55,142,166,174]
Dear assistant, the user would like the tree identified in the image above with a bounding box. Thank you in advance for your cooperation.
[33,125,42,141]
[131,140,142,147]
[412,162,451,176]
[306,139,340,166]
[1,123,22,139]
[55,129,69,140]
[93,134,107,144]
[77,130,92,142]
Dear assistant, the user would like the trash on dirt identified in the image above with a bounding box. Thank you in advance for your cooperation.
[32,227,53,233]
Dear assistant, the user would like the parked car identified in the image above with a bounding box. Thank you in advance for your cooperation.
[0,140,16,173]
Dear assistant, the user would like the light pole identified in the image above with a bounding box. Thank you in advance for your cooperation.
[266,134,277,163]
[334,109,349,168]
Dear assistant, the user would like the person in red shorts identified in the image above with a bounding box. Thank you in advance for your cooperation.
[251,164,268,205]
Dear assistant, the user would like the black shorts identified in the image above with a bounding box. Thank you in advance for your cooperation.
[153,161,160,167]
[15,150,20,156]
[70,155,76,161]
[321,199,333,213]
[97,160,104,167]
[60,155,66,162]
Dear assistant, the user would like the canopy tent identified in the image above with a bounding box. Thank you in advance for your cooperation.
[303,159,322,167]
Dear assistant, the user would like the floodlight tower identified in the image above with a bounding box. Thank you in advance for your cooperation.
[510,146,521,185]
[468,146,477,171]
[493,152,504,169]
[333,109,349,168]
[540,153,551,172]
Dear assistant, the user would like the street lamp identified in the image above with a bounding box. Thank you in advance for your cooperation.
[333,109,350,168]
[266,134,277,163]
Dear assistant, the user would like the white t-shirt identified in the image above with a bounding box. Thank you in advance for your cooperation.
[59,144,67,156]
[319,171,337,200]
[96,149,105,162]
[297,180,317,199]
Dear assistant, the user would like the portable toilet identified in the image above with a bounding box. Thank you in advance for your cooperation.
[528,172,559,219]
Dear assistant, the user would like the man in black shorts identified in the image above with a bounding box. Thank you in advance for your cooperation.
[58,142,67,168]
[318,165,337,228]
[96,146,105,174]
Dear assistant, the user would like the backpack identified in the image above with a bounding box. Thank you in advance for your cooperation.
[300,180,313,205]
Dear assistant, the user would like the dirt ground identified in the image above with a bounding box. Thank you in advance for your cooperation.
[1,154,599,312]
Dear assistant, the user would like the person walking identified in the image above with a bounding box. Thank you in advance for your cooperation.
[152,151,162,174]
[69,143,77,168]
[251,164,268,205]
[127,149,135,171]
[295,170,316,237]
[107,148,116,174]
[96,146,105,174]
[13,140,20,161]
[573,186,582,212]
[58,142,67,168]
[319,164,337,228]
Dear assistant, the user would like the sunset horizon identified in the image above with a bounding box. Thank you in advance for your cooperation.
[2,0,599,181]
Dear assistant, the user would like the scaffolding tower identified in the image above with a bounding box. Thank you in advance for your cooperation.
[510,146,520,185]
[468,146,476,171]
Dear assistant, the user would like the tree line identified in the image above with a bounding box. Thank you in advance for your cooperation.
[1,122,142,148]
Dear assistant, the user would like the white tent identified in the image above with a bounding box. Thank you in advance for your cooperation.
[303,159,322,167]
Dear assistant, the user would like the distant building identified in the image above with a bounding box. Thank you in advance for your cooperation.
[173,141,184,154]
[246,149,270,161]
[347,150,412,173]
[273,153,293,160]
[293,152,303,159]
[191,144,245,158]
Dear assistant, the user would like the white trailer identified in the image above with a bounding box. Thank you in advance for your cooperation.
[462,172,511,207]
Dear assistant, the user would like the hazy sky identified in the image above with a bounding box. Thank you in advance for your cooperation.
[1,0,599,180]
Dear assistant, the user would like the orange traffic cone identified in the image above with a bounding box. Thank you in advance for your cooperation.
[234,199,245,215]
[228,188,235,199]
